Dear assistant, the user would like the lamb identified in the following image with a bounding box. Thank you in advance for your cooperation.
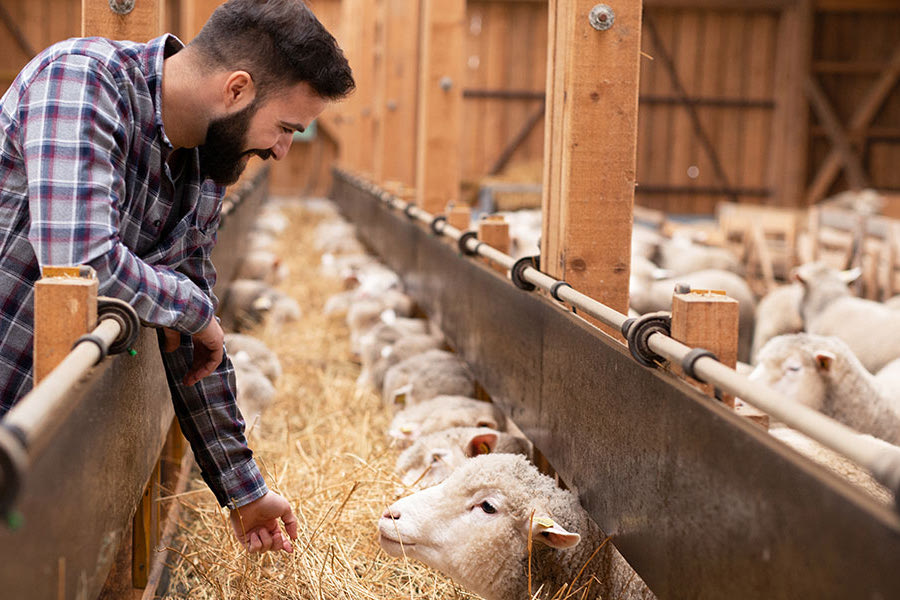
[630,268,756,362]
[349,308,426,357]
[224,333,282,383]
[794,261,900,372]
[382,349,476,407]
[313,219,366,255]
[218,279,301,332]
[232,351,276,424]
[388,396,506,447]
[750,333,900,444]
[347,292,417,335]
[750,283,804,363]
[657,234,742,276]
[394,427,532,490]
[360,332,445,391]
[236,250,288,285]
[378,453,654,600]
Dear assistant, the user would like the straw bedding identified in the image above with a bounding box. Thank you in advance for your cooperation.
[159,197,477,600]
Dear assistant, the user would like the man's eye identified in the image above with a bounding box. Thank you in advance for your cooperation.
[281,127,293,134]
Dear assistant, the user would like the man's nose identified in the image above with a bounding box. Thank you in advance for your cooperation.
[271,132,293,161]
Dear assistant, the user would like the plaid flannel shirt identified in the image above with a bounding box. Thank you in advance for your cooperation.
[0,35,267,508]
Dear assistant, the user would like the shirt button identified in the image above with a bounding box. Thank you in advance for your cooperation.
[154,219,161,228]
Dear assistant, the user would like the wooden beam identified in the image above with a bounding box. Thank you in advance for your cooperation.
[804,76,869,192]
[373,0,420,187]
[541,1,642,336]
[415,0,465,213]
[446,202,471,230]
[488,100,546,175]
[178,0,221,42]
[353,0,378,176]
[806,42,900,204]
[33,267,99,384]
[131,462,160,589]
[82,0,164,40]
[769,0,811,207]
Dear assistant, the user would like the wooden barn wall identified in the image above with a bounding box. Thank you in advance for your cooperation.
[810,6,900,196]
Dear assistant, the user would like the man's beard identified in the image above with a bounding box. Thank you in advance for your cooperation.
[198,102,273,186]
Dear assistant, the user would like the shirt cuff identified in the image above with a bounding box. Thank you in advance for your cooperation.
[175,287,216,334]
[208,457,270,509]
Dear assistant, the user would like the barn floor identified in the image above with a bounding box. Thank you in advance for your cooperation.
[159,197,476,599]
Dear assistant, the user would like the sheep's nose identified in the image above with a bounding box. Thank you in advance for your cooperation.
[383,506,401,520]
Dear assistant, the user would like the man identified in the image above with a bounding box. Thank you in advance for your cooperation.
[0,0,354,554]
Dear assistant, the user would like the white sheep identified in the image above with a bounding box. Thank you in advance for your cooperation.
[630,268,756,362]
[300,197,341,218]
[219,279,302,332]
[658,234,742,276]
[388,396,506,448]
[794,261,900,372]
[360,332,445,391]
[224,333,282,383]
[232,351,276,424]
[750,283,804,363]
[395,427,532,490]
[313,220,366,255]
[349,309,426,357]
[382,349,476,407]
[378,453,654,600]
[750,333,900,444]
[885,295,900,311]
[236,250,288,285]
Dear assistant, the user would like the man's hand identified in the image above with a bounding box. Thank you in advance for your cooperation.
[185,318,225,386]
[229,491,299,554]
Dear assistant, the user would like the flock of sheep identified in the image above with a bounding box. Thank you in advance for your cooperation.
[217,191,900,599]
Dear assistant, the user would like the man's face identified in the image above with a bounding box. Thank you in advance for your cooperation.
[199,81,328,186]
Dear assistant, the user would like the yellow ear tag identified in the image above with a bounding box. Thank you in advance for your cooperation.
[477,442,491,455]
[534,517,555,528]
[400,424,414,434]
[394,392,407,406]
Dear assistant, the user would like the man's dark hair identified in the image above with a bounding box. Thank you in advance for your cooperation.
[190,0,355,100]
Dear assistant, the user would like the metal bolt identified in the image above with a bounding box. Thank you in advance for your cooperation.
[589,4,615,31]
[386,99,398,111]
[439,76,453,91]
[109,0,135,15]
[674,283,691,294]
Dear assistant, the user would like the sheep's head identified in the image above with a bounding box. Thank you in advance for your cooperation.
[749,333,846,411]
[395,428,503,490]
[379,454,582,600]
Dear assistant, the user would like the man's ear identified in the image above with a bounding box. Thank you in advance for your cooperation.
[222,70,256,110]
[529,510,581,549]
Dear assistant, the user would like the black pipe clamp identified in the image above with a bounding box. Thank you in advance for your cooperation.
[430,215,447,235]
[458,231,482,256]
[97,297,140,355]
[511,255,540,291]
[681,348,719,382]
[624,311,672,368]
[403,203,417,219]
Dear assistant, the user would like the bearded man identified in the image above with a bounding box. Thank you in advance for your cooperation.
[0,0,353,554]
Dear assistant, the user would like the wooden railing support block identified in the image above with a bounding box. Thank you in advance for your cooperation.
[446,203,471,231]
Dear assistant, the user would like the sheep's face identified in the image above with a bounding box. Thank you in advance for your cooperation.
[749,345,829,411]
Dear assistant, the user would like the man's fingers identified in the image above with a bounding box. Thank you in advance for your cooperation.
[162,328,180,352]
[182,348,223,386]
[249,531,262,553]
[257,527,274,553]
[282,505,299,541]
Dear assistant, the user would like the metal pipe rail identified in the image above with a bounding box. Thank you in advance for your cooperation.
[338,169,900,509]
[0,297,140,521]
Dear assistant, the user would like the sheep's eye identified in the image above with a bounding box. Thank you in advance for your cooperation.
[787,365,801,372]
[480,501,497,514]
[430,453,444,464]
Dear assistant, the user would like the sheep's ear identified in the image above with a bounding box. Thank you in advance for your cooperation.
[251,295,273,311]
[840,267,862,285]
[815,351,836,372]
[791,266,806,284]
[530,512,581,549]
[652,268,673,281]
[391,384,413,407]
[466,432,499,457]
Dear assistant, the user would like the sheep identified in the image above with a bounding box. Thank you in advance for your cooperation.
[886,295,900,311]
[382,349,476,407]
[232,351,276,424]
[347,291,417,334]
[794,261,900,372]
[769,426,893,504]
[349,308,426,357]
[236,250,288,285]
[378,453,654,600]
[253,209,289,236]
[749,333,900,444]
[218,279,302,332]
[750,283,804,363]
[631,224,663,261]
[630,268,756,362]
[313,219,366,255]
[395,427,532,490]
[388,396,506,448]
[224,333,282,383]
[300,196,341,218]
[657,234,742,276]
[360,332,446,391]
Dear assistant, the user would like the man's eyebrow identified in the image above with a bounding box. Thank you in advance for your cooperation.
[281,121,306,133]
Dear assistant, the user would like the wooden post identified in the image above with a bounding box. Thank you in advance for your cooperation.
[132,462,160,589]
[373,0,420,187]
[353,0,378,176]
[178,0,222,42]
[33,267,99,384]
[82,0,164,39]
[477,215,510,274]
[541,1,641,338]
[415,0,465,214]
[446,202,471,231]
